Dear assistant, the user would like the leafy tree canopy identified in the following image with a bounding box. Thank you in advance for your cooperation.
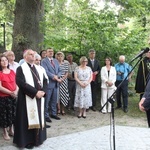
[0,0,150,63]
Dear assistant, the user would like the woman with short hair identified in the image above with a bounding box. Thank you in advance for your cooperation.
[74,56,92,118]
[55,51,70,115]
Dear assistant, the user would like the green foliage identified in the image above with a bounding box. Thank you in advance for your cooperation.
[42,0,149,64]
[0,0,15,50]
[0,0,150,62]
[114,94,146,118]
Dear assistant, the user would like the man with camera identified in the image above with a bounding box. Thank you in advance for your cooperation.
[115,55,133,113]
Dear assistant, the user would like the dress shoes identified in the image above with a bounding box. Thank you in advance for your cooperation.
[115,106,122,109]
[99,110,107,114]
[123,108,128,113]
[51,115,61,120]
[46,124,51,128]
[91,107,96,111]
[82,115,86,118]
[46,117,52,123]
[101,112,107,114]
[25,144,34,149]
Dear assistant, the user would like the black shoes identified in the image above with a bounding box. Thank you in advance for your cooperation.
[115,106,122,109]
[25,144,34,149]
[124,108,128,113]
[91,107,96,111]
[46,124,51,128]
[46,117,52,123]
[115,106,128,113]
[51,115,61,120]
[77,115,86,118]
[46,115,61,121]
[77,115,82,118]
[82,115,86,118]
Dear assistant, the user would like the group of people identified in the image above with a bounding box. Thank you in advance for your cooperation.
[40,48,101,121]
[1,47,150,149]
[0,50,48,149]
[0,48,100,149]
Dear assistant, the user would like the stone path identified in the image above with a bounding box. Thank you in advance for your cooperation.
[1,125,150,150]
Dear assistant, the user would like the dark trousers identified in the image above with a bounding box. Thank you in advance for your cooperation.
[139,94,150,127]
[91,81,97,107]
[146,109,150,127]
[140,94,143,100]
[115,80,128,108]
[68,80,76,108]
[140,94,150,127]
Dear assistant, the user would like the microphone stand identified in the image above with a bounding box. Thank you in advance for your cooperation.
[99,55,144,150]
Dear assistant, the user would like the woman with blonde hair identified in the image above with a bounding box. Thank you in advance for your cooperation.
[74,56,92,118]
[55,51,70,115]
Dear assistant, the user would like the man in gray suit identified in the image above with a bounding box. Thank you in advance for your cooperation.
[41,48,62,121]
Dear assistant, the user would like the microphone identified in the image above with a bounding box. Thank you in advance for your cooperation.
[130,47,149,62]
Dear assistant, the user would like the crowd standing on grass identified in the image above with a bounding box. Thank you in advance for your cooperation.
[1,47,150,148]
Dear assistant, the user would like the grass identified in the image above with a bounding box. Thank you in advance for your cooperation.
[96,90,146,119]
[114,93,145,118]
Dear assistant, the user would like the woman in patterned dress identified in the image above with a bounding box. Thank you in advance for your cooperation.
[74,56,92,118]
[0,55,18,140]
[55,52,70,115]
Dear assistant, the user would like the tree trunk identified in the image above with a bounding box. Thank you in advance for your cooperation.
[12,0,44,61]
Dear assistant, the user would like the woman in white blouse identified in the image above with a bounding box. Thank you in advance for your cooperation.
[100,57,116,113]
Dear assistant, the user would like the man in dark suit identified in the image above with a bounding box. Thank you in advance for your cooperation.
[41,48,62,121]
[139,77,150,127]
[87,49,101,111]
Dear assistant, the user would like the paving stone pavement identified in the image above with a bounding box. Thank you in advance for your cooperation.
[0,125,150,150]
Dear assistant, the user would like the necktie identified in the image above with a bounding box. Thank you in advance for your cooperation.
[51,59,55,68]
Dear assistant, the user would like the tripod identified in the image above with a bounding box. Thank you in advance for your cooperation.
[99,56,143,150]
